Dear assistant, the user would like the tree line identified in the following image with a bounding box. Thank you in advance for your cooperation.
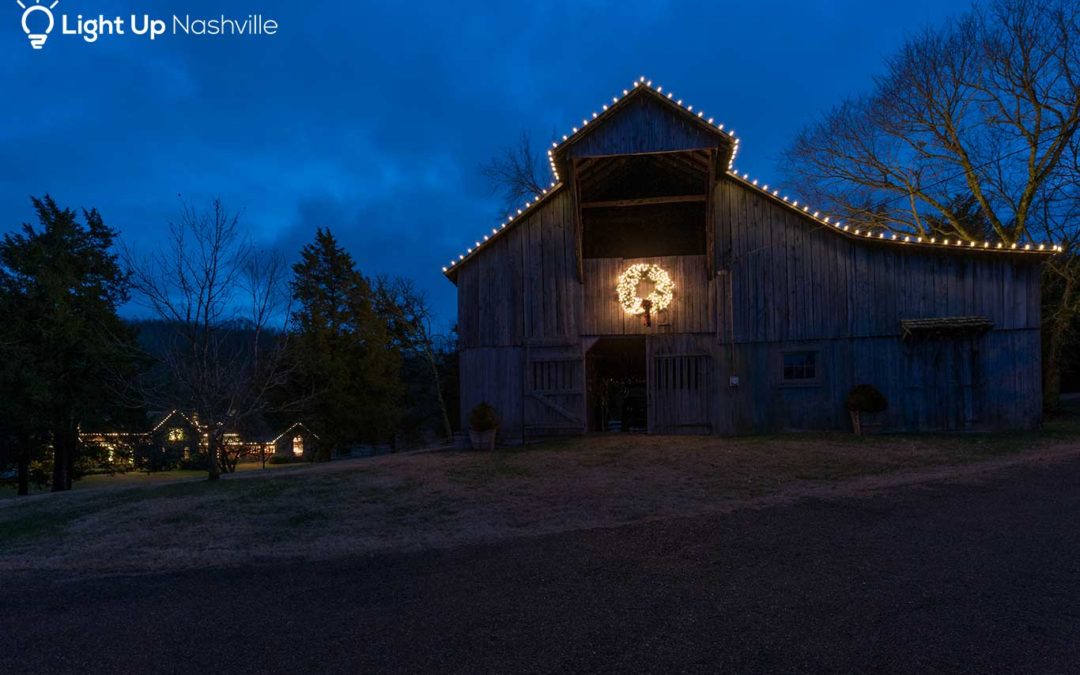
[0,197,458,495]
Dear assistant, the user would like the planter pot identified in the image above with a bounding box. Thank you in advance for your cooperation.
[469,428,497,451]
[849,411,884,436]
[849,410,862,436]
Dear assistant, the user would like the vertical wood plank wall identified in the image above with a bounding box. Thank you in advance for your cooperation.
[564,95,723,160]
[457,189,584,441]
[712,176,1042,434]
[582,255,714,335]
[455,170,1044,439]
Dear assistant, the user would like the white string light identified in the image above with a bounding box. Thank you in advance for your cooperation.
[616,263,675,315]
[444,76,1063,274]
[725,170,1062,255]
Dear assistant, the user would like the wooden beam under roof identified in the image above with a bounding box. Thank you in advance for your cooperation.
[580,194,707,209]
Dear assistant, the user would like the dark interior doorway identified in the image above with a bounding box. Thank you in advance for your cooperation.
[576,150,710,260]
[586,337,647,432]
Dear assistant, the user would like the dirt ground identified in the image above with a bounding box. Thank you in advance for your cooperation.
[7,451,1080,673]
[2,413,1079,576]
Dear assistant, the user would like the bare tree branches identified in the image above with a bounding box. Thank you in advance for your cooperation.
[784,0,1080,410]
[785,0,1080,245]
[127,200,291,480]
[480,131,549,214]
[374,276,453,441]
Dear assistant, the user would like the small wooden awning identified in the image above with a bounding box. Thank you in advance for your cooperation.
[900,316,994,341]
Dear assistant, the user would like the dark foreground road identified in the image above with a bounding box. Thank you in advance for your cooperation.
[4,457,1080,674]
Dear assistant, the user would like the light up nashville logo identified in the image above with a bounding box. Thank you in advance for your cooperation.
[14,0,278,49]
[16,0,57,49]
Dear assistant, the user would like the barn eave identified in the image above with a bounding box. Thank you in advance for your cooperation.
[443,76,1061,281]
[546,81,739,180]
[443,182,567,283]
[724,172,1061,259]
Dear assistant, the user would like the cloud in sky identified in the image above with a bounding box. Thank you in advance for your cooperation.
[1,0,971,327]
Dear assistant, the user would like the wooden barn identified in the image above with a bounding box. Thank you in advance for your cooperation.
[444,77,1059,439]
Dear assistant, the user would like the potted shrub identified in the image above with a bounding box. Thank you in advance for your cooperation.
[468,402,499,451]
[845,384,888,436]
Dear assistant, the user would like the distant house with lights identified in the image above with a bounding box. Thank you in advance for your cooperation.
[80,411,318,467]
[443,77,1055,438]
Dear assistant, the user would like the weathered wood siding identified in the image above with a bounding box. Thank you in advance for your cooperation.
[582,255,715,335]
[454,143,1044,438]
[564,94,720,159]
[648,334,715,434]
[714,177,1041,342]
[712,175,1043,434]
[457,188,585,440]
[710,332,1041,434]
[459,347,524,441]
[456,188,582,350]
[523,343,585,438]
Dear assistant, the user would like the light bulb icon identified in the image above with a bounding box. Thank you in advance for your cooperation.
[17,0,58,50]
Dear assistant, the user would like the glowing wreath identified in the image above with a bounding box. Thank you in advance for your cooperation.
[616,263,674,315]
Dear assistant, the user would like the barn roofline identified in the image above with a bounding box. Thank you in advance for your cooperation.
[723,172,1059,258]
[444,182,566,283]
[443,76,1061,281]
[545,82,739,181]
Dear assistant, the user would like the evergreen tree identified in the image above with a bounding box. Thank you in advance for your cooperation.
[0,196,136,492]
[288,228,402,454]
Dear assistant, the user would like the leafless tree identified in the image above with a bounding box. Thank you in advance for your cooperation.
[784,0,1080,405]
[786,0,1078,241]
[480,131,551,214]
[375,277,453,441]
[127,200,292,480]
[1038,130,1080,407]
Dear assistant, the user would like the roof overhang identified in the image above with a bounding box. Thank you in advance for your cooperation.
[443,76,1062,281]
[901,316,995,341]
[725,172,1060,259]
[547,82,738,180]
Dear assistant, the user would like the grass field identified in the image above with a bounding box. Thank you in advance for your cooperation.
[2,403,1079,576]
[0,461,300,499]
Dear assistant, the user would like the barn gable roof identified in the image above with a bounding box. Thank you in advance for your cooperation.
[444,77,1060,280]
[546,83,738,180]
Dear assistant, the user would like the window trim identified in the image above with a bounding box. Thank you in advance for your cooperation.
[775,349,823,388]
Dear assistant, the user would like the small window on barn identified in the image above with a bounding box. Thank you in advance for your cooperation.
[781,351,818,383]
[292,436,304,457]
[167,427,185,442]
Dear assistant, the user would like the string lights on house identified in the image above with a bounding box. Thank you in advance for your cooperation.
[442,76,1062,275]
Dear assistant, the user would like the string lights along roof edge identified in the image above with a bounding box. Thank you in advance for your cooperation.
[443,76,1062,278]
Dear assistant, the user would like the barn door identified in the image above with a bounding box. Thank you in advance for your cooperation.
[524,344,585,438]
[649,352,712,433]
[904,337,983,431]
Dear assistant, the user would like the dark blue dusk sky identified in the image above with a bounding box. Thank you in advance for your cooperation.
[2,0,972,327]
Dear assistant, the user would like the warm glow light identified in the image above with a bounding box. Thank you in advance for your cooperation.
[616,263,675,316]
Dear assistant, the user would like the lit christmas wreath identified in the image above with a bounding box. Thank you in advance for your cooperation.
[616,263,674,325]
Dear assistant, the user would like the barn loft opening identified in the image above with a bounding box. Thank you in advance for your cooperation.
[577,150,711,259]
[585,337,647,432]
